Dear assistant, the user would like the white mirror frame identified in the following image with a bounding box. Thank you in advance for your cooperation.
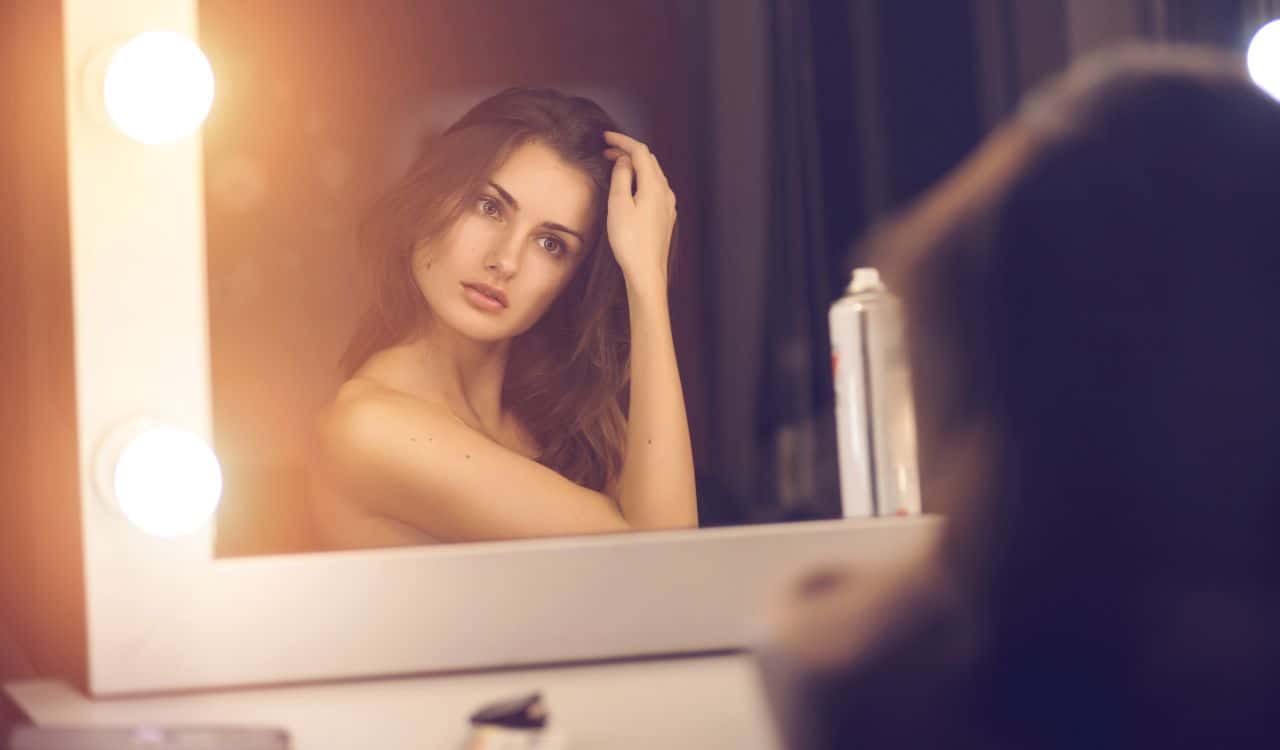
[63,0,941,696]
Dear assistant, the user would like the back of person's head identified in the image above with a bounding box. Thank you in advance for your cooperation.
[872,45,1280,747]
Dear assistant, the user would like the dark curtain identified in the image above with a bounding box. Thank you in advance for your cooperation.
[691,0,852,525]
[693,0,983,524]
[756,0,984,521]
[755,0,844,522]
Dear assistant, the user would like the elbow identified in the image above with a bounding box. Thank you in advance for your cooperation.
[614,487,699,531]
[674,493,700,529]
[638,511,699,532]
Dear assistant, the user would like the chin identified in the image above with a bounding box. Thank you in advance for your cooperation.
[442,306,527,344]
[452,319,515,344]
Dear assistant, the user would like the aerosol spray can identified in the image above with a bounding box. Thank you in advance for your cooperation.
[829,267,921,517]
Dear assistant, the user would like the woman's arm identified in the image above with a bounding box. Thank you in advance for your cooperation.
[314,382,633,543]
[611,278,699,528]
[602,131,699,529]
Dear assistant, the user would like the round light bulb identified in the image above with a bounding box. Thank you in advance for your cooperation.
[111,425,223,537]
[1247,19,1280,102]
[102,31,214,144]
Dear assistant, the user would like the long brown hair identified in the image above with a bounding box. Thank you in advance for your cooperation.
[341,88,630,492]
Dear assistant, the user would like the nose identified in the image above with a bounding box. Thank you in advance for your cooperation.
[483,229,524,279]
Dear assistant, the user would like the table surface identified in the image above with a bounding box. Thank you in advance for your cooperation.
[5,651,782,749]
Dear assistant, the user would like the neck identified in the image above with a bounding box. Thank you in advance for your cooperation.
[406,318,512,436]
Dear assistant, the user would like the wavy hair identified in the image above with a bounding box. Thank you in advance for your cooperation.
[340,88,631,492]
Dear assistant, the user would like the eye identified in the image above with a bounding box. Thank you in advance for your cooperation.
[476,196,502,219]
[538,235,567,258]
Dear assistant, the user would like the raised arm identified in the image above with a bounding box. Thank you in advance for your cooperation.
[602,130,699,529]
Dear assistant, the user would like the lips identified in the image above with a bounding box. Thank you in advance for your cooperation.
[462,282,509,309]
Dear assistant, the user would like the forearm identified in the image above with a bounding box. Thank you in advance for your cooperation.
[615,278,699,529]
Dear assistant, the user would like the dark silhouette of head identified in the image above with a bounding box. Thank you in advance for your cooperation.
[871,45,1280,746]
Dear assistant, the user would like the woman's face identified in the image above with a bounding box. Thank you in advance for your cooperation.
[412,140,597,344]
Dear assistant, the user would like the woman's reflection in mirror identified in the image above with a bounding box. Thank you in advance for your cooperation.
[762,45,1280,749]
[307,88,697,548]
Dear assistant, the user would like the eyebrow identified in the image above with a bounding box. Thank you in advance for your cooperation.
[487,181,586,246]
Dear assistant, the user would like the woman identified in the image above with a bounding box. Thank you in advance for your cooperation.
[762,46,1280,748]
[308,88,698,548]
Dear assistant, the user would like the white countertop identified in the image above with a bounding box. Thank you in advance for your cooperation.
[6,651,782,749]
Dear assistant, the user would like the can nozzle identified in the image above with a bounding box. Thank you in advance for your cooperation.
[847,267,882,294]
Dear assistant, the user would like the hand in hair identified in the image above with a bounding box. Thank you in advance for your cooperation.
[602,130,677,291]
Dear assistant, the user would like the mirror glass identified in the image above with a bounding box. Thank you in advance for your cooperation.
[201,0,1030,556]
[205,2,711,556]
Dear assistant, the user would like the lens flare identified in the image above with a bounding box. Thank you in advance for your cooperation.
[1247,20,1280,102]
[103,31,214,144]
[112,426,223,537]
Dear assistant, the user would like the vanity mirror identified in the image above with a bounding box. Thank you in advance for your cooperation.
[52,0,970,696]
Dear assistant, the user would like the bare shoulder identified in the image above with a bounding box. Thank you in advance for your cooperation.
[306,378,443,548]
[314,376,451,468]
[326,375,415,422]
[311,376,624,543]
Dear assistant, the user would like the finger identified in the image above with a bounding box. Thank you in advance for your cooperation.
[603,130,648,152]
[649,151,672,191]
[603,131,661,198]
[649,150,675,206]
[609,155,634,208]
[602,147,625,160]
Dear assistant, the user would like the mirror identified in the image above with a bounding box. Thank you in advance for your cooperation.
[201,1,1208,555]
[202,0,1005,556]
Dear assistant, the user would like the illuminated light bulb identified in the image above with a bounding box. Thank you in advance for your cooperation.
[102,31,214,144]
[1247,19,1280,102]
[108,425,223,537]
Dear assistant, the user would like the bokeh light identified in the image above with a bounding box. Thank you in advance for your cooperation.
[112,426,223,537]
[103,31,215,144]
[1247,19,1280,102]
